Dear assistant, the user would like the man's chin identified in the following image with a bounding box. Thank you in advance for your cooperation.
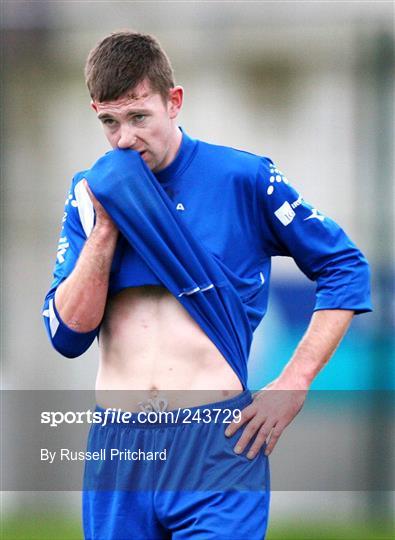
[144,159,155,171]
[140,153,151,168]
[143,155,159,172]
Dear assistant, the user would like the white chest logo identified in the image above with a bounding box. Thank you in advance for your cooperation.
[176,203,185,211]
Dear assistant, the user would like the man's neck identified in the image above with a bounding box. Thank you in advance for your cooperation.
[157,126,183,172]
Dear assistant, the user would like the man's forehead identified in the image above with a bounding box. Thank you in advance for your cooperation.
[94,81,157,110]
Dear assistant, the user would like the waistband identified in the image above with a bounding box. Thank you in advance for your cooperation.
[93,389,252,429]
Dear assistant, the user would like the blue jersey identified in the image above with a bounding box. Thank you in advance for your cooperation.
[43,130,371,386]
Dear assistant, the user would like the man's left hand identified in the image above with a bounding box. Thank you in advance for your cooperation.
[224,380,307,458]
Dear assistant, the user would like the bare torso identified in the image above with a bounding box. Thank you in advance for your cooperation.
[95,286,243,410]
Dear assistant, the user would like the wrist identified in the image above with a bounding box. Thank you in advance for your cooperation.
[91,223,118,242]
[276,367,313,391]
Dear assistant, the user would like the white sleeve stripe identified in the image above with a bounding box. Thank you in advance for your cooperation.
[74,179,94,237]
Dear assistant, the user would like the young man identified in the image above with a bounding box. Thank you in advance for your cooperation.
[43,32,371,539]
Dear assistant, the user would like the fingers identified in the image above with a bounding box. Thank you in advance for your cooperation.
[264,424,285,456]
[224,401,272,459]
[245,423,273,459]
[83,180,99,207]
[224,391,299,459]
[233,418,269,457]
[229,418,285,459]
[83,180,117,233]
[224,403,255,437]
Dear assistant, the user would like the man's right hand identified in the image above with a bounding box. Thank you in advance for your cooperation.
[83,179,119,238]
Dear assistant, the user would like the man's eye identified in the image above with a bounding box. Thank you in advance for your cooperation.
[133,115,146,123]
[103,119,116,126]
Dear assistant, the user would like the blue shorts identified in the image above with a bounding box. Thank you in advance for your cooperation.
[83,390,270,539]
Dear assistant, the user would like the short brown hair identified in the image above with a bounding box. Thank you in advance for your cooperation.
[85,31,175,102]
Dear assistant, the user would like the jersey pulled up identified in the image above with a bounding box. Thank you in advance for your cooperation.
[43,130,372,387]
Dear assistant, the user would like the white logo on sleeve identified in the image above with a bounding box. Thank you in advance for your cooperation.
[274,201,296,226]
[176,203,185,211]
[267,164,289,195]
[65,193,78,208]
[291,195,303,209]
[56,236,69,263]
[304,208,325,222]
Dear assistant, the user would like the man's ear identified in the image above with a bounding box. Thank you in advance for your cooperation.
[168,86,184,119]
[90,100,98,112]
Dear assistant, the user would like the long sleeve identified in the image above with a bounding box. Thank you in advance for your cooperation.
[254,157,372,313]
[42,173,99,357]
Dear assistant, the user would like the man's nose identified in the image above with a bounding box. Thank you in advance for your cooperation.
[117,125,137,149]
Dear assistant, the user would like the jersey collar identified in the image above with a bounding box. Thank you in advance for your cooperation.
[154,127,197,186]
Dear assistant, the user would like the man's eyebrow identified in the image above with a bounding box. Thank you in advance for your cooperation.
[97,113,113,120]
[97,109,149,120]
[126,109,150,116]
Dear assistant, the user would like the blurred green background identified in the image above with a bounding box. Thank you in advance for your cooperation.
[1,1,394,538]
[1,512,393,539]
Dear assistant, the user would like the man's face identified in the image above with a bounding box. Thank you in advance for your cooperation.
[92,79,183,172]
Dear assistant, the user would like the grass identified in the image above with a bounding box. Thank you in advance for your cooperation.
[1,514,393,539]
[266,520,394,539]
[1,514,82,540]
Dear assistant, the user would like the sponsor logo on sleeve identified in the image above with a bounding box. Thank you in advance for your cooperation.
[274,196,325,226]
[304,208,325,222]
[291,195,303,209]
[274,201,296,226]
